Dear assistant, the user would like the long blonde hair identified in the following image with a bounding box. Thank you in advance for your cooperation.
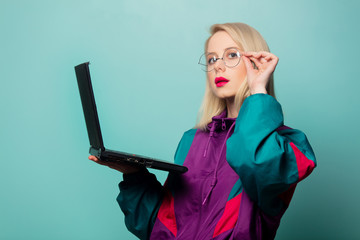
[195,22,276,131]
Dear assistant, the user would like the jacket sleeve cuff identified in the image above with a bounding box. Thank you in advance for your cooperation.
[120,168,153,188]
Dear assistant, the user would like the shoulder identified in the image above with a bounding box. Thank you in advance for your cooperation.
[178,128,198,147]
[174,128,198,165]
[183,128,198,137]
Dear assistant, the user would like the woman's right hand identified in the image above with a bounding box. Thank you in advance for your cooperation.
[88,155,142,174]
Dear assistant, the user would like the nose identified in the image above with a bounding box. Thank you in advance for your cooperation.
[213,58,226,72]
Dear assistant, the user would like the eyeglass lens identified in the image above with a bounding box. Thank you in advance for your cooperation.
[199,48,241,72]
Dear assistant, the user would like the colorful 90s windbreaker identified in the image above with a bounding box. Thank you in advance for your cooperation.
[117,94,316,240]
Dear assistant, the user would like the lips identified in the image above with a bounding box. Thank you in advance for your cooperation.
[215,77,229,87]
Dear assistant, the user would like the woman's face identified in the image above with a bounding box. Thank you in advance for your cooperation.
[206,31,247,100]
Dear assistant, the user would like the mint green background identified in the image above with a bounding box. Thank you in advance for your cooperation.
[1,0,359,239]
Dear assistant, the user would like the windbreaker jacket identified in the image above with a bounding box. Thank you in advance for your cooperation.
[117,94,317,240]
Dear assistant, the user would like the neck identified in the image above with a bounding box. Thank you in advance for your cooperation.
[225,97,240,118]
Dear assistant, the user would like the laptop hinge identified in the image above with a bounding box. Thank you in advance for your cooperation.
[89,146,102,158]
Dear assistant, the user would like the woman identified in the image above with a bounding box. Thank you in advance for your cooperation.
[89,22,316,240]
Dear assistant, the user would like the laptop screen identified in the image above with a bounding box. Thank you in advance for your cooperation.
[75,62,105,151]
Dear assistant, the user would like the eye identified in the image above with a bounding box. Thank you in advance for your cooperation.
[227,51,240,59]
[207,56,217,65]
[229,53,237,58]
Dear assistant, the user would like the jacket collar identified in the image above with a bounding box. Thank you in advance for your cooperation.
[207,109,237,132]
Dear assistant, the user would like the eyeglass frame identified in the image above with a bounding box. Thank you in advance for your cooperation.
[198,47,242,72]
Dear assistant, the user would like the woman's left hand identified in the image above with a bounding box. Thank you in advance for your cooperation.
[241,51,279,95]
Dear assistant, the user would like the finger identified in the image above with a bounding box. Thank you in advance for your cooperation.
[243,51,263,58]
[255,52,278,66]
[88,156,110,167]
[264,54,275,60]
[90,158,107,166]
[244,51,274,59]
[242,51,257,57]
[260,52,278,61]
[89,155,100,161]
[242,55,255,72]
[256,51,274,57]
[251,56,267,64]
[264,54,279,66]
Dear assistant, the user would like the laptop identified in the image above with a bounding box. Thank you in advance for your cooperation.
[74,62,188,174]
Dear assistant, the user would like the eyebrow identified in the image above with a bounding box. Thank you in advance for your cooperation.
[206,47,239,54]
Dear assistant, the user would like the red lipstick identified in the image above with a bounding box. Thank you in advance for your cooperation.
[215,77,229,87]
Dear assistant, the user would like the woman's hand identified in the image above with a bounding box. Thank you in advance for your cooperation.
[241,51,279,95]
[88,155,141,174]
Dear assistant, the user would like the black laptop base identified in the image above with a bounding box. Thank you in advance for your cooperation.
[102,149,187,173]
[90,146,187,173]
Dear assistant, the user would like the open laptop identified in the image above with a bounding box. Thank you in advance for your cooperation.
[74,62,188,174]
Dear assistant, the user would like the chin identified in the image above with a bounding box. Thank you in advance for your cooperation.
[212,89,236,99]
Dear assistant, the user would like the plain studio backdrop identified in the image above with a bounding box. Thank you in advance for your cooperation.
[1,0,359,239]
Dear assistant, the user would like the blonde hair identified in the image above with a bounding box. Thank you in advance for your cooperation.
[195,22,276,131]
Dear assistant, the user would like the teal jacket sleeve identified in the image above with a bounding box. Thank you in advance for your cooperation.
[116,168,165,240]
[226,94,317,216]
[116,130,195,240]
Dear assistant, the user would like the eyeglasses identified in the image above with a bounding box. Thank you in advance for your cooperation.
[198,47,242,72]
